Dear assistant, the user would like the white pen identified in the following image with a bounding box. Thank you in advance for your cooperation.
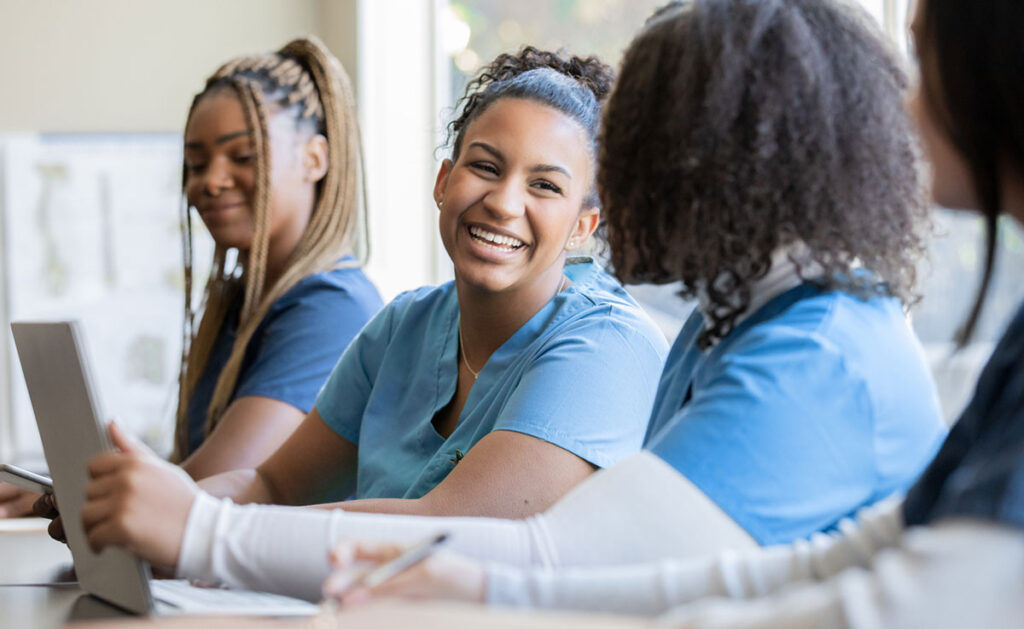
[357,532,449,590]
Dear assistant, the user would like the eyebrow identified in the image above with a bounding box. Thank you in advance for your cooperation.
[184,130,251,150]
[468,141,572,178]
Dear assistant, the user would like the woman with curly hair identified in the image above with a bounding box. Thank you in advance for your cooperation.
[72,46,668,572]
[318,0,1024,623]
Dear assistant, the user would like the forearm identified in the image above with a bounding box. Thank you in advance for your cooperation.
[322,496,433,515]
[196,468,276,504]
[486,498,905,615]
[177,493,558,600]
[658,519,1024,629]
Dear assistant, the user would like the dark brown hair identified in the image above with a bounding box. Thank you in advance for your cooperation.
[601,0,929,347]
[448,46,614,208]
[173,37,366,460]
[916,0,1024,344]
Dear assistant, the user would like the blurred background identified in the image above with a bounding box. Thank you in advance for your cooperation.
[0,0,1021,465]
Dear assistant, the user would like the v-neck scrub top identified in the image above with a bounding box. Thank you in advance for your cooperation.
[315,259,669,500]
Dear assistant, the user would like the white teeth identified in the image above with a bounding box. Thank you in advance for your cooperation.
[469,225,524,248]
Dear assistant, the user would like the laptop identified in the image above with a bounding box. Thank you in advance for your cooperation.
[11,320,318,616]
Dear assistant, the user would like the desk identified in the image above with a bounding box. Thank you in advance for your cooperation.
[1,520,652,629]
[0,518,74,585]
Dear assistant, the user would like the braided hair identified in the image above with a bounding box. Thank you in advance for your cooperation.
[447,46,614,209]
[172,36,367,461]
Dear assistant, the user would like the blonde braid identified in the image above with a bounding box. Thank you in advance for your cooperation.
[234,80,272,328]
[173,37,369,457]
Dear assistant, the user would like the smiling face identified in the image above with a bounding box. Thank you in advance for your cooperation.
[434,98,599,299]
[183,89,325,251]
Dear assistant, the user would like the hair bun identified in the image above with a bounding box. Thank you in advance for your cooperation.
[477,46,614,102]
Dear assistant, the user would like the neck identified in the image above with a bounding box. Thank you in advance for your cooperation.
[696,242,819,335]
[456,266,567,367]
[262,211,315,291]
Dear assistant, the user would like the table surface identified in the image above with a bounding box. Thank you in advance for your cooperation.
[0,518,651,629]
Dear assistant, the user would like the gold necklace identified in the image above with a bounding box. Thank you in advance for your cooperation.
[458,324,481,380]
[459,275,569,380]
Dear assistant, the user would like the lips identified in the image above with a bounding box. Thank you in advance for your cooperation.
[200,201,246,213]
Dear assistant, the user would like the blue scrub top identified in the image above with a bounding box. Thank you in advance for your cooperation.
[316,259,669,500]
[186,266,383,455]
[644,283,947,545]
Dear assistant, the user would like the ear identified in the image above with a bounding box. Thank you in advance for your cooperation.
[302,133,330,183]
[565,207,600,251]
[433,159,454,209]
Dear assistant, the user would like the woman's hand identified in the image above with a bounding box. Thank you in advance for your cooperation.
[322,541,487,606]
[80,423,199,572]
[33,492,66,542]
[0,483,39,518]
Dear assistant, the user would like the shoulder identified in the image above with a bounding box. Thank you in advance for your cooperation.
[557,259,669,356]
[267,266,383,319]
[719,289,909,366]
[380,281,457,324]
[690,290,910,406]
[695,288,939,427]
[341,281,458,346]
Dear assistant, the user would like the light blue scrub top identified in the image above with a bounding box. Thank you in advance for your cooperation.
[316,259,669,500]
[644,283,947,545]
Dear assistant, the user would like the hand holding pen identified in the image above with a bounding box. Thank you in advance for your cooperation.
[322,532,488,607]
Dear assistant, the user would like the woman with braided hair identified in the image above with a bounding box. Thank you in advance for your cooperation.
[14,38,383,526]
[170,37,382,479]
[71,46,667,567]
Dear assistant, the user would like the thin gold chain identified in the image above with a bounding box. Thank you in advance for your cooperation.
[458,275,568,380]
[458,324,481,380]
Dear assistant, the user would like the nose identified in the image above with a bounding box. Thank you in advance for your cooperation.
[481,178,526,220]
[203,156,234,196]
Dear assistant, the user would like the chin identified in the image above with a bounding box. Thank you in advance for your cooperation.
[208,232,254,251]
[454,266,518,294]
[931,179,981,213]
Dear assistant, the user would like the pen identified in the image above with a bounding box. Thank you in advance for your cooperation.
[357,532,449,590]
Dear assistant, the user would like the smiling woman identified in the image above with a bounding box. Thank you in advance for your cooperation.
[71,47,668,573]
[0,37,385,521]
[171,38,383,476]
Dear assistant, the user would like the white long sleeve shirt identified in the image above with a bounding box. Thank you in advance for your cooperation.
[487,504,1024,628]
[176,453,1024,628]
[177,453,755,600]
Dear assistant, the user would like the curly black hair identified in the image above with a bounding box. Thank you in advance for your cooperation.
[447,46,615,208]
[600,0,930,348]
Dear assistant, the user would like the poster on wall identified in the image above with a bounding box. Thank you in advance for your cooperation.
[0,133,210,462]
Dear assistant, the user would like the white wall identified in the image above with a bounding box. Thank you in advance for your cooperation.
[0,1,444,461]
[0,0,338,132]
[0,0,437,299]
